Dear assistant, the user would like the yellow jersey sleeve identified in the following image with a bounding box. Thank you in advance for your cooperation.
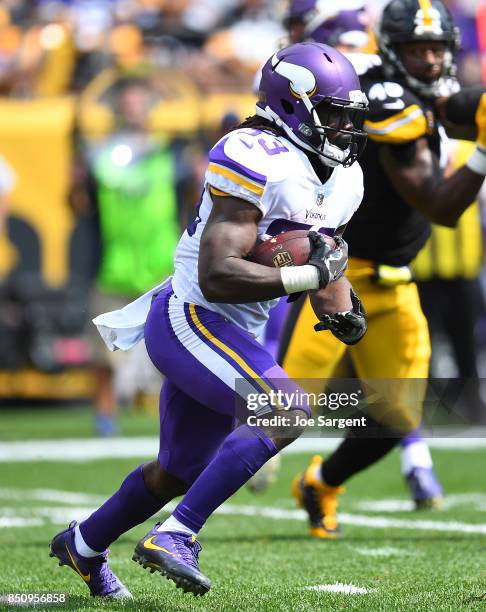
[365,104,429,144]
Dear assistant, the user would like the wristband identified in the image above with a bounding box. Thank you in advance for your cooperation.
[280,265,319,294]
[466,146,486,176]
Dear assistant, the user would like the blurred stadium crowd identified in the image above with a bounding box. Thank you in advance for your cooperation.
[0,0,486,432]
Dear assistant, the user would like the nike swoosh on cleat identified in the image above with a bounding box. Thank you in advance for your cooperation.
[143,536,178,556]
[65,543,90,582]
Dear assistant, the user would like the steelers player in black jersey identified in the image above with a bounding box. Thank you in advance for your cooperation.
[281,0,486,538]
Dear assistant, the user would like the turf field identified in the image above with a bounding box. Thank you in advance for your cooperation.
[0,408,485,611]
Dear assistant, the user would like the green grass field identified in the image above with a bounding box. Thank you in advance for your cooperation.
[0,408,485,611]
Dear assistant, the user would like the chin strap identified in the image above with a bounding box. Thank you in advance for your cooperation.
[321,140,349,167]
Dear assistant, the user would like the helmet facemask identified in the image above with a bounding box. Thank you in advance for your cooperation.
[257,88,368,167]
[304,96,368,167]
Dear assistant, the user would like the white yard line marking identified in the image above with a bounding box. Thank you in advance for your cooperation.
[1,435,485,463]
[0,517,44,527]
[0,438,160,462]
[338,512,486,534]
[304,583,375,594]
[357,499,415,512]
[2,488,485,534]
[0,488,105,505]
[288,436,486,452]
[357,492,486,513]
[350,546,415,558]
[216,504,486,534]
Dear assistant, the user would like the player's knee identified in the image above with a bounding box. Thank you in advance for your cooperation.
[142,460,188,500]
[263,408,309,451]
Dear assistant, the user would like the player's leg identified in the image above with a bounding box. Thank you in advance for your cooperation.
[399,426,443,508]
[49,400,182,600]
[49,461,164,599]
[439,278,485,423]
[287,282,420,537]
[49,285,237,596]
[325,279,443,508]
[283,275,440,537]
[77,378,234,550]
[279,294,349,538]
[134,289,310,594]
[50,377,233,597]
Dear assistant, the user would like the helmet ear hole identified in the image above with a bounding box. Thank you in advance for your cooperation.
[281,99,294,115]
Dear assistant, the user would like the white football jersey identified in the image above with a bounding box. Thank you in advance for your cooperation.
[172,127,363,338]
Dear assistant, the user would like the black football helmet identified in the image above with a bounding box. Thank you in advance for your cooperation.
[377,0,461,98]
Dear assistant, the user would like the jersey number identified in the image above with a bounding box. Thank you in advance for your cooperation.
[368,82,405,110]
[258,138,288,156]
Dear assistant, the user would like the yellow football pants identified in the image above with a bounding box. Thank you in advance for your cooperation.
[281,258,431,433]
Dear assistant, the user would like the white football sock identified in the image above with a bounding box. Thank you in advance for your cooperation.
[157,515,196,537]
[400,441,433,476]
[309,463,323,484]
[74,525,103,558]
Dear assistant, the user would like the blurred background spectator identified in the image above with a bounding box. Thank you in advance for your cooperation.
[0,0,485,428]
[72,76,185,435]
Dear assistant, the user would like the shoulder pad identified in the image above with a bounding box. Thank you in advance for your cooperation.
[362,78,430,144]
[208,129,294,191]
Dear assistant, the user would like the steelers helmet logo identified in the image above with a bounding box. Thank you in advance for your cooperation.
[414,2,443,36]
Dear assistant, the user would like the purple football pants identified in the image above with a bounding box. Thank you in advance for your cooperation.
[79,284,308,549]
[144,285,308,485]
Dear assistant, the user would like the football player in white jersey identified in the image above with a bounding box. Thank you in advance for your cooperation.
[49,42,368,597]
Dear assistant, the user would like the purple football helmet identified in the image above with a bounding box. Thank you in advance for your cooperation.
[256,42,368,167]
[284,0,369,49]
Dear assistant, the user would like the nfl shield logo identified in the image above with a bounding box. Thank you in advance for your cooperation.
[273,251,293,267]
[316,193,325,207]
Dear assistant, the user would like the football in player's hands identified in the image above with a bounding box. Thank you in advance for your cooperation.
[248,229,336,268]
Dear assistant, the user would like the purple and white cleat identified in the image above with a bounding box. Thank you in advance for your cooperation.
[49,521,132,598]
[133,523,211,596]
[405,467,444,509]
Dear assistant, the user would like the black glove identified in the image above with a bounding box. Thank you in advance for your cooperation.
[314,289,367,345]
[307,231,348,289]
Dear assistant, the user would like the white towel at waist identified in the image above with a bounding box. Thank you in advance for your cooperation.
[92,277,172,352]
